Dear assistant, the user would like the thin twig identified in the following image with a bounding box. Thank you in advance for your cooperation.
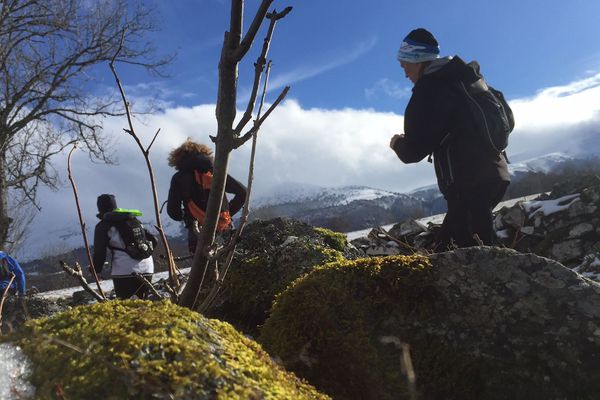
[59,261,105,302]
[401,343,418,400]
[234,7,291,135]
[372,226,418,253]
[146,128,161,153]
[233,86,290,149]
[133,273,163,299]
[109,32,180,294]
[0,273,15,333]
[67,144,106,299]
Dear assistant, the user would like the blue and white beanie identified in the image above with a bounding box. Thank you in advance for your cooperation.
[397,28,440,63]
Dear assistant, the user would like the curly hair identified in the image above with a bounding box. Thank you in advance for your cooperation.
[168,138,213,170]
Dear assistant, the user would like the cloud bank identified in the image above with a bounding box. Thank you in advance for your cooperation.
[17,70,600,259]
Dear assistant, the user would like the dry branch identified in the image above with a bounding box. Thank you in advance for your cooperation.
[109,35,180,294]
[0,273,15,333]
[178,2,292,309]
[59,261,105,302]
[233,86,290,149]
[234,7,293,135]
[67,144,106,299]
[197,61,273,313]
[133,273,163,299]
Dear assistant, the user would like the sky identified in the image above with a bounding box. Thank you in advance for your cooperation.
[13,0,600,259]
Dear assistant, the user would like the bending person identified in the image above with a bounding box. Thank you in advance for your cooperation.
[167,138,247,254]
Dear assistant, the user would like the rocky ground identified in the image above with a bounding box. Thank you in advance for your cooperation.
[3,177,600,399]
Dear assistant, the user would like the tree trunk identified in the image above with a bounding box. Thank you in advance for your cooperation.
[0,145,10,249]
[178,31,239,308]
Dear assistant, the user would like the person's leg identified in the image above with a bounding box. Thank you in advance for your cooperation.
[112,277,138,299]
[187,227,197,254]
[465,180,509,245]
[435,190,471,250]
[133,274,153,299]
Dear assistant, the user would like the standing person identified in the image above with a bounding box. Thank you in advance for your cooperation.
[93,194,156,299]
[390,28,513,250]
[167,138,247,254]
[0,251,26,296]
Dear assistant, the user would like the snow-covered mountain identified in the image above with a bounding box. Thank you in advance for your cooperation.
[508,152,573,175]
[14,151,588,263]
[253,183,402,208]
[251,184,441,232]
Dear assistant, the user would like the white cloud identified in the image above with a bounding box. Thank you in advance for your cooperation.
[506,71,600,160]
[265,36,378,93]
[16,68,600,260]
[365,78,411,101]
[509,71,600,131]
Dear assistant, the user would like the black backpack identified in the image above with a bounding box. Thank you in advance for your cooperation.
[108,214,156,260]
[458,67,515,155]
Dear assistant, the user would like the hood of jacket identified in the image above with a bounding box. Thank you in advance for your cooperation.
[422,55,481,85]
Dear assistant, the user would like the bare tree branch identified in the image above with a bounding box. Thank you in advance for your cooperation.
[197,61,275,313]
[229,0,273,62]
[59,261,105,302]
[179,3,292,309]
[233,86,289,149]
[133,272,163,299]
[109,35,180,295]
[0,0,171,248]
[0,273,15,333]
[67,144,106,299]
[234,7,292,135]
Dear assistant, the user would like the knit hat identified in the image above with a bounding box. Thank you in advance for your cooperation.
[97,194,117,218]
[397,28,440,63]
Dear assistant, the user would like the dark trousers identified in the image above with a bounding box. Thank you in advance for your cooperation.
[112,274,153,299]
[436,180,509,251]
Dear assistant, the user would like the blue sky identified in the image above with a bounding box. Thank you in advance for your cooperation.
[17,0,600,258]
[113,0,600,111]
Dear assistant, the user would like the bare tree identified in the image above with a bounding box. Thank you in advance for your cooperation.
[178,0,291,308]
[0,0,170,248]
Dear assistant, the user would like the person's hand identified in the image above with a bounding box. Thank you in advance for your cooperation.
[390,134,404,149]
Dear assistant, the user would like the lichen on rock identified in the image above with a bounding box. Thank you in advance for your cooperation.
[259,248,600,400]
[6,299,328,400]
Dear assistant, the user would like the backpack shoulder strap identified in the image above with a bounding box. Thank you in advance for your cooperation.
[106,218,134,252]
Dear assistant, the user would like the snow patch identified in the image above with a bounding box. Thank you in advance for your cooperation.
[0,343,35,399]
[523,194,580,217]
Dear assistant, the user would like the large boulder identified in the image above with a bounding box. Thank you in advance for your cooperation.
[6,300,328,400]
[354,181,600,281]
[259,248,600,400]
[207,218,361,335]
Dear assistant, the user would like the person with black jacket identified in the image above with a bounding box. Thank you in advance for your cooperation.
[167,138,247,254]
[390,28,511,250]
[93,194,156,299]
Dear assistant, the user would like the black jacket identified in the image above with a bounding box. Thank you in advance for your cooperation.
[393,56,510,195]
[166,153,247,226]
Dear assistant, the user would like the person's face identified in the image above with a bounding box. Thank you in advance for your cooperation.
[400,61,424,84]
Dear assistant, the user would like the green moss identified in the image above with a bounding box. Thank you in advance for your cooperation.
[10,300,328,400]
[259,255,487,400]
[313,227,348,252]
[208,219,354,336]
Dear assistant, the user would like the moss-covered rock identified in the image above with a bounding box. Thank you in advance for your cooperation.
[7,300,328,400]
[259,248,600,400]
[208,218,361,335]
